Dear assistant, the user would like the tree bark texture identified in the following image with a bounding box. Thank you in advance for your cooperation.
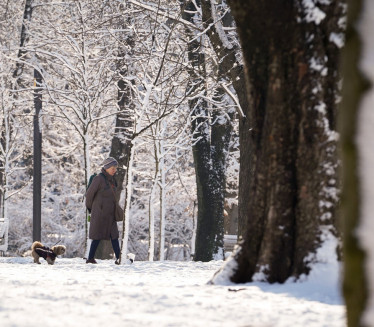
[200,0,249,238]
[340,0,368,326]
[13,0,33,84]
[226,0,343,282]
[109,35,136,198]
[182,0,229,261]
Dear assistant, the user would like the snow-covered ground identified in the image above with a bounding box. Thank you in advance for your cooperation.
[0,257,345,327]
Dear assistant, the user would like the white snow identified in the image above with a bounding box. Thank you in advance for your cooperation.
[210,0,233,50]
[301,0,327,25]
[357,0,374,324]
[329,32,345,48]
[309,58,328,76]
[0,257,345,327]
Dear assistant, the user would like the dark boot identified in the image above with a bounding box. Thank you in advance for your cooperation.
[86,258,97,264]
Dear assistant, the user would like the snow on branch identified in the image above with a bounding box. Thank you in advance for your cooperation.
[128,0,201,32]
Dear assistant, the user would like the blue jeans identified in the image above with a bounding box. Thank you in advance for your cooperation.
[88,238,120,260]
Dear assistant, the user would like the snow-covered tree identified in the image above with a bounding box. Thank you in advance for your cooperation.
[0,1,33,219]
[26,0,132,251]
[179,0,239,261]
[198,0,244,239]
[0,73,31,218]
[0,0,234,262]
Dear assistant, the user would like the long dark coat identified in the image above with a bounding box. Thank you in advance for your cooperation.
[86,169,119,240]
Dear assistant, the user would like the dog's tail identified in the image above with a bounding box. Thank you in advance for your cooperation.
[31,241,43,251]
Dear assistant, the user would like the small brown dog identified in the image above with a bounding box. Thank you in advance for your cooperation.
[31,241,66,265]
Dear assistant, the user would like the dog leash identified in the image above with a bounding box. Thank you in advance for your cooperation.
[51,240,61,247]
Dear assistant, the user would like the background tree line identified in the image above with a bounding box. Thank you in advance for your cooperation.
[0,0,239,261]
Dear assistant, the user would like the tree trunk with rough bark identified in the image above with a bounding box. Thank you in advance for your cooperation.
[200,0,249,239]
[13,0,33,84]
[181,0,229,261]
[109,64,135,197]
[223,0,343,283]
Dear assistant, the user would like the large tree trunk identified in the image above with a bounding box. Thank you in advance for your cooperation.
[219,0,343,283]
[340,1,369,326]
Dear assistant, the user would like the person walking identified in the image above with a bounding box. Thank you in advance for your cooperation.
[86,157,121,264]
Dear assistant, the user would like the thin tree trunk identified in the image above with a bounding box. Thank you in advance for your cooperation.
[159,130,166,261]
[0,0,33,215]
[181,0,212,261]
[109,66,135,197]
[13,0,33,84]
[148,172,157,261]
[1,104,10,219]
[83,129,91,256]
[200,0,249,239]
[181,0,231,261]
[210,88,233,258]
[340,0,368,325]
[119,141,135,263]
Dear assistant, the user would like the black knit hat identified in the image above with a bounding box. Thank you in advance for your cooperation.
[102,157,118,170]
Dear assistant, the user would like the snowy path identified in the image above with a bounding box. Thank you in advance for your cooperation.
[0,258,345,327]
